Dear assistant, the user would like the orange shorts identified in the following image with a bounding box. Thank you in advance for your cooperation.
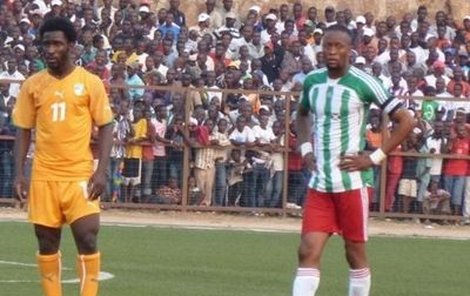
[302,187,372,242]
[28,180,100,228]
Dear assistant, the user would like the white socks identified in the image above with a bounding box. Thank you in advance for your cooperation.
[348,268,371,296]
[292,268,320,296]
[292,267,371,296]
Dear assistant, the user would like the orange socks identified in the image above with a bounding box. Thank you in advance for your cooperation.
[37,252,62,296]
[37,251,100,296]
[77,252,101,296]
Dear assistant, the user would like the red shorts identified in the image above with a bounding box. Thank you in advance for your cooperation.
[302,187,372,242]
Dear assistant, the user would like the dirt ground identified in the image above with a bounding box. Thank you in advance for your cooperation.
[0,208,470,240]
[0,207,469,240]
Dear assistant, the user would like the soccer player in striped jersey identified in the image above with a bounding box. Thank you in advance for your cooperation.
[292,25,414,296]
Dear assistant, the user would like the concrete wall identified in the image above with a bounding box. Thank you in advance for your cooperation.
[155,0,470,28]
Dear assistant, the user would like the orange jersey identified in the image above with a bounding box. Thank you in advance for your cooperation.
[13,67,113,181]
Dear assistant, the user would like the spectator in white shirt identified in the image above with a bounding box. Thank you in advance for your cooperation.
[404,75,424,110]
[389,73,408,97]
[265,120,285,208]
[0,58,25,98]
[275,4,290,34]
[425,120,446,184]
[229,115,256,147]
[424,60,450,88]
[298,29,316,66]
[253,115,276,146]
[409,32,428,64]
[292,56,314,86]
[212,118,231,206]
[260,13,278,45]
[251,115,276,207]
[229,115,257,207]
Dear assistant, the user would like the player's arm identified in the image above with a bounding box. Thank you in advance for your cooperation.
[14,128,32,204]
[340,115,414,171]
[339,79,415,171]
[380,108,415,155]
[88,75,115,200]
[296,103,313,148]
[89,122,113,200]
[12,78,35,205]
[95,123,114,175]
[296,76,315,171]
[296,104,315,171]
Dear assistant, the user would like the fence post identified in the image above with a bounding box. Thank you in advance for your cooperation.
[180,87,192,211]
[378,115,390,219]
[282,95,292,217]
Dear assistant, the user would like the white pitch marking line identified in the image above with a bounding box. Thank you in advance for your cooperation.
[0,260,114,283]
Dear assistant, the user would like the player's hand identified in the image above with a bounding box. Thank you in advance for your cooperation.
[14,175,28,208]
[303,153,316,172]
[88,171,107,201]
[339,152,374,172]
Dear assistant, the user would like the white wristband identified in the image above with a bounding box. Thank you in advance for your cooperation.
[300,142,313,157]
[369,148,386,165]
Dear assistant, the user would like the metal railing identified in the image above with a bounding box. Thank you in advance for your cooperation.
[0,81,468,222]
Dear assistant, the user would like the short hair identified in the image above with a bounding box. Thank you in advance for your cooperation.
[39,17,77,43]
[325,24,353,40]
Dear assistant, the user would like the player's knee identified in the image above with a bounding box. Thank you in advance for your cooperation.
[297,239,320,265]
[35,228,61,254]
[76,232,98,254]
[37,238,61,254]
[344,241,367,268]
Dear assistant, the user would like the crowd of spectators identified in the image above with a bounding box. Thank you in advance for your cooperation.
[0,0,469,222]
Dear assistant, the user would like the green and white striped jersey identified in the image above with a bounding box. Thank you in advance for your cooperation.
[300,66,401,193]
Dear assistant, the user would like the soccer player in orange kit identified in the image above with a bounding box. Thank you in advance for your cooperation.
[13,17,113,296]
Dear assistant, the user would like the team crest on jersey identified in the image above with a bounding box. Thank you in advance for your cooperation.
[73,83,85,96]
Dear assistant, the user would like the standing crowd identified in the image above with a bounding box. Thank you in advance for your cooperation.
[0,0,469,221]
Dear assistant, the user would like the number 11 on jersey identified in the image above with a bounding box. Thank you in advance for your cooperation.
[51,102,66,122]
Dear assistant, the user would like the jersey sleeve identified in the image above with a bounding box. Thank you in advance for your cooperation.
[88,74,113,127]
[12,79,36,129]
[361,75,402,116]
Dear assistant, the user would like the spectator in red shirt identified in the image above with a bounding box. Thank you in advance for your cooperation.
[287,121,307,208]
[209,43,232,68]
[385,125,403,212]
[443,123,469,215]
[293,2,306,31]
[447,66,470,97]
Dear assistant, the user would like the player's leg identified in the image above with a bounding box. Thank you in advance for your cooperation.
[63,181,102,296]
[337,188,371,296]
[292,189,337,296]
[344,240,370,296]
[71,214,101,296]
[29,181,64,296]
[293,232,329,296]
[35,225,63,296]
